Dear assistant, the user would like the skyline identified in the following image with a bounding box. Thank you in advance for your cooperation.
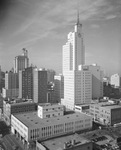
[0,0,121,76]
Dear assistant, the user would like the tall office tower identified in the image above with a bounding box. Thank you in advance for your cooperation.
[88,64,103,99]
[47,69,56,83]
[5,71,18,89]
[110,74,121,88]
[3,70,19,98]
[14,48,29,73]
[19,66,34,99]
[0,66,5,93]
[47,82,55,103]
[62,14,92,110]
[54,74,64,103]
[0,66,1,92]
[33,68,47,103]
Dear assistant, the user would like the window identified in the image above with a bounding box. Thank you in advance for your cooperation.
[46,114,50,118]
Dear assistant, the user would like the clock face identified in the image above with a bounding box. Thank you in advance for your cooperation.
[78,33,81,37]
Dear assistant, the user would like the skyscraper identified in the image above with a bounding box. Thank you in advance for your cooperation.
[62,13,92,110]
[47,69,56,83]
[5,71,18,89]
[19,66,34,99]
[0,66,5,93]
[14,48,29,73]
[3,70,19,98]
[62,14,85,74]
[33,68,48,103]
[88,64,103,99]
[54,74,64,103]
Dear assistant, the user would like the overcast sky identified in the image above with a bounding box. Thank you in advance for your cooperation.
[0,0,121,76]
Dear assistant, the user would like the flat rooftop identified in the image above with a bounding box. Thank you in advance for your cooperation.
[39,133,91,150]
[95,135,114,145]
[81,129,119,149]
[4,99,35,106]
[38,103,62,107]
[75,104,90,107]
[13,111,91,128]
[91,102,121,110]
[102,105,121,110]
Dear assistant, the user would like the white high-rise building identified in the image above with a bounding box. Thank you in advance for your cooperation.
[61,14,92,110]
[110,74,121,88]
[62,16,85,74]
[88,64,103,99]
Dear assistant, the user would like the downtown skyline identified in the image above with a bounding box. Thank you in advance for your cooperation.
[0,0,121,76]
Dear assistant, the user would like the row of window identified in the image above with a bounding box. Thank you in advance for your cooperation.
[46,113,61,118]
[45,107,63,112]
[30,119,91,140]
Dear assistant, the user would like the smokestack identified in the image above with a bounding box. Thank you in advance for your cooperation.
[71,139,75,145]
[64,142,67,149]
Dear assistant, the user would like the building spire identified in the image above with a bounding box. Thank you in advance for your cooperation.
[77,9,80,25]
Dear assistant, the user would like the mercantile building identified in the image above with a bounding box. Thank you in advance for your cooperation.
[11,103,92,146]
[90,102,121,126]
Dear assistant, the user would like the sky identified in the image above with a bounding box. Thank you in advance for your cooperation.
[0,0,121,76]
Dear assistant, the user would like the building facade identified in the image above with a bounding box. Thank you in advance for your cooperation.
[5,71,19,89]
[62,65,92,110]
[2,88,19,99]
[90,102,121,126]
[33,68,47,103]
[110,74,121,88]
[47,91,54,103]
[3,70,19,98]
[19,66,34,99]
[3,99,37,125]
[37,103,64,119]
[88,64,103,99]
[54,74,64,103]
[47,69,56,83]
[0,66,5,93]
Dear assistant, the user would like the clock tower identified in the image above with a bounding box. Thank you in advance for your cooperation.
[74,11,85,69]
[62,10,90,110]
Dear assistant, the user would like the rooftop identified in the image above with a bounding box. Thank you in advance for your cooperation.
[82,129,119,150]
[90,102,121,110]
[38,103,62,107]
[13,111,91,128]
[4,99,34,106]
[39,133,91,150]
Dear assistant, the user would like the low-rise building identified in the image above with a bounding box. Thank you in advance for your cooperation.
[11,104,92,145]
[90,102,121,126]
[3,99,37,125]
[82,130,119,150]
[36,133,93,150]
[75,104,90,114]
[37,103,64,119]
